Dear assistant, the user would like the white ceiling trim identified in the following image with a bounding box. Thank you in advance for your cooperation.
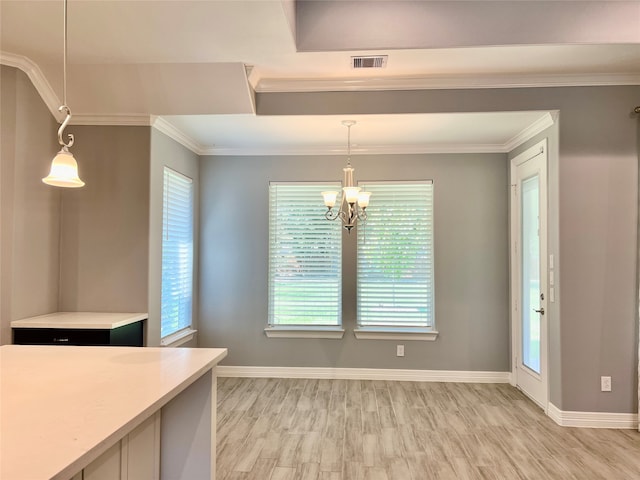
[199,143,513,157]
[255,72,640,93]
[68,115,208,157]
[504,112,556,152]
[0,54,204,155]
[152,117,207,155]
[71,114,152,126]
[0,51,63,122]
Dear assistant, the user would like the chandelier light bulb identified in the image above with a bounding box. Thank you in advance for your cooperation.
[42,146,85,188]
[322,191,339,208]
[357,191,371,208]
[343,186,361,204]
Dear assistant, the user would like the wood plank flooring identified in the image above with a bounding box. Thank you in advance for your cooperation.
[216,378,640,480]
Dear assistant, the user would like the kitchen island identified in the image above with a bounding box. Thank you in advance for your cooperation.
[0,345,227,480]
[11,312,148,346]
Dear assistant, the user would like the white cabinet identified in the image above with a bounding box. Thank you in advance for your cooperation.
[84,442,122,480]
[73,413,160,480]
[123,413,161,479]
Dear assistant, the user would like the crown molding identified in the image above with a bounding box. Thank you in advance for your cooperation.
[504,111,557,151]
[71,114,153,126]
[256,72,640,93]
[0,51,561,156]
[151,116,207,155]
[199,142,513,157]
[0,51,63,121]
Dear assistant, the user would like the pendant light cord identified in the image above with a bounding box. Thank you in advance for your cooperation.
[57,0,74,148]
[63,0,67,106]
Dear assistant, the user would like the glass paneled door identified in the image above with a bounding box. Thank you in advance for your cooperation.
[511,140,548,410]
[521,175,541,374]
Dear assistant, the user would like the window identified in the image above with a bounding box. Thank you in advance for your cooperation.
[267,183,343,335]
[161,167,194,341]
[356,181,436,339]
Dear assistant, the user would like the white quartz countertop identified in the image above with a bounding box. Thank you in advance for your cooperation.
[10,311,147,329]
[0,345,228,480]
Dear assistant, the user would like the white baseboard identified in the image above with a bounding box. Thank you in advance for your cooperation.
[216,366,510,383]
[548,402,638,429]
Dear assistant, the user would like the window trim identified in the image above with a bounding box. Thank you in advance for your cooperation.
[264,326,345,339]
[354,327,438,341]
[355,180,436,338]
[160,327,198,347]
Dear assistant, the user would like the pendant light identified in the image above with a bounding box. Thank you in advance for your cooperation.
[42,0,85,188]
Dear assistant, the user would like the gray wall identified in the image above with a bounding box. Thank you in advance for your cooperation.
[149,128,200,347]
[1,64,194,347]
[258,85,640,413]
[59,126,150,314]
[0,66,60,344]
[199,153,509,371]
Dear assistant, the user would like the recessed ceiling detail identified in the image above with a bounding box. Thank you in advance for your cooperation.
[0,1,631,157]
[162,112,555,156]
[296,0,640,52]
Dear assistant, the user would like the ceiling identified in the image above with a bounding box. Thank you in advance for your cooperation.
[165,112,554,155]
[0,0,638,154]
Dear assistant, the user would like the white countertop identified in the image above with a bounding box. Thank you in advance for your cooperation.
[0,345,228,480]
[11,311,148,329]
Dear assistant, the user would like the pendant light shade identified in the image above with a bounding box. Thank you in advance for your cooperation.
[42,146,85,188]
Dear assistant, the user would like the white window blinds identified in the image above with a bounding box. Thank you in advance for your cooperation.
[269,183,342,326]
[357,182,434,328]
[161,167,194,339]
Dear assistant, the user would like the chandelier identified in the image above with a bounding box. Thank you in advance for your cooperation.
[321,120,371,233]
[42,0,85,188]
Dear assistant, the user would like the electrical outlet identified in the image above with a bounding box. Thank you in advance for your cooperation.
[396,345,405,357]
[601,376,612,392]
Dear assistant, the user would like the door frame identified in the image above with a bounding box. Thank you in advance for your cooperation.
[510,138,549,411]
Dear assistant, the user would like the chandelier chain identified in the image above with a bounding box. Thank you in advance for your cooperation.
[347,123,351,166]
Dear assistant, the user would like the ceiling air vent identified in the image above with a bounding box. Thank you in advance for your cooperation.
[351,55,388,69]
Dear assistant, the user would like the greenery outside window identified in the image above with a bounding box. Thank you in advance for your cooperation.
[356,181,437,340]
[267,182,344,338]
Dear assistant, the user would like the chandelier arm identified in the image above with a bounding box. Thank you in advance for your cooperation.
[325,208,340,221]
[357,208,368,222]
[57,105,74,148]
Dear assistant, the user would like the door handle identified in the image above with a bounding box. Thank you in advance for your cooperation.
[534,307,545,315]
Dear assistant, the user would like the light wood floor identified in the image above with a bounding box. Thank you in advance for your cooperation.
[216,377,640,480]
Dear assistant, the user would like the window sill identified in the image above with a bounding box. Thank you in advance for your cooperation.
[354,327,439,341]
[161,328,197,347]
[264,326,345,339]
